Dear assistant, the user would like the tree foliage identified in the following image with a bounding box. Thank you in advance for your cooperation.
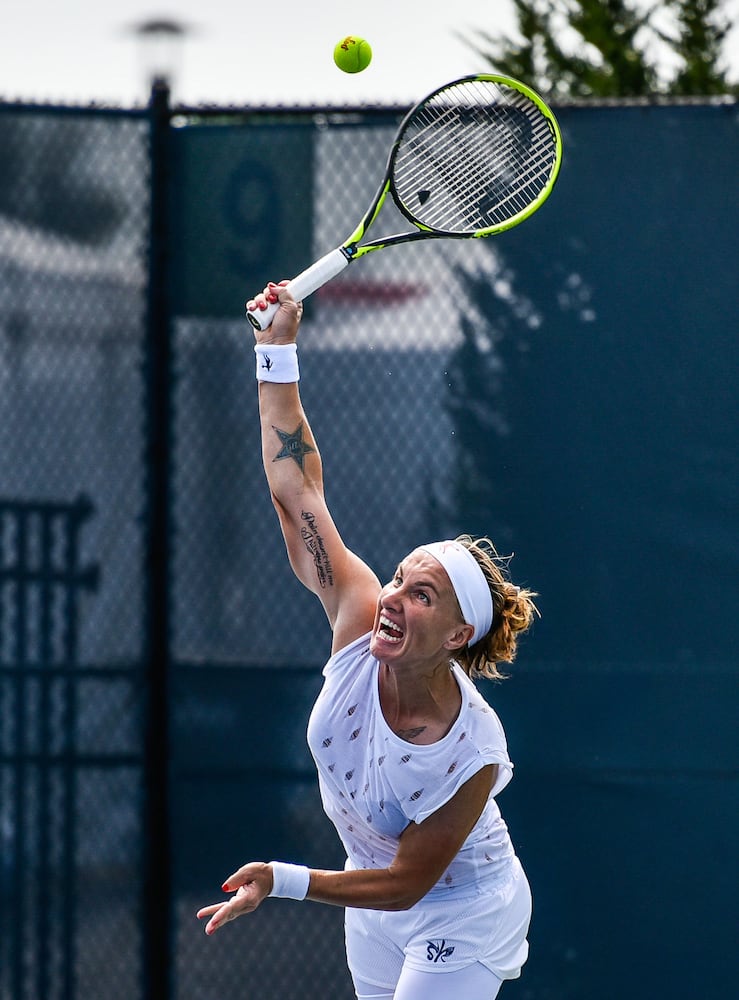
[664,0,735,94]
[461,0,737,97]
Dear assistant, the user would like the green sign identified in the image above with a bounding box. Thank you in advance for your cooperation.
[169,122,314,318]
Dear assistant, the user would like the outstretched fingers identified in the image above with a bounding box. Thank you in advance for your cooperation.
[196,895,241,936]
[196,862,273,935]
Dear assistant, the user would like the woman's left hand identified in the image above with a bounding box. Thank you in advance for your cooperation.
[196,861,272,935]
[246,281,303,346]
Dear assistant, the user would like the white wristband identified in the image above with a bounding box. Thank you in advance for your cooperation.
[255,343,299,383]
[268,861,311,900]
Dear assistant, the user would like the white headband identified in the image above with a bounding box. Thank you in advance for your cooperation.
[419,540,494,645]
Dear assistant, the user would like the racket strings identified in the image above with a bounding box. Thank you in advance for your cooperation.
[408,107,552,229]
[410,117,539,225]
[393,80,557,234]
[406,94,550,223]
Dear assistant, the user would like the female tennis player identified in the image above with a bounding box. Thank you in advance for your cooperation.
[197,282,537,1000]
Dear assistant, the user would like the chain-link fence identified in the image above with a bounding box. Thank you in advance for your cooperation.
[0,103,149,1000]
[1,90,737,1000]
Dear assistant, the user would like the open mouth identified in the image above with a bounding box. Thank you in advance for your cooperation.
[377,614,404,644]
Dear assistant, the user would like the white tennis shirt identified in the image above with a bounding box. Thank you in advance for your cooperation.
[306,631,517,898]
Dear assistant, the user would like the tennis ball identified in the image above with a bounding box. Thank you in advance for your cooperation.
[333,36,372,74]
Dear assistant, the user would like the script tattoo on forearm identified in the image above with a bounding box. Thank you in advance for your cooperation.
[300,510,334,589]
[271,421,315,472]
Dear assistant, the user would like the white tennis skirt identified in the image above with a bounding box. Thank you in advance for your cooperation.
[344,857,532,989]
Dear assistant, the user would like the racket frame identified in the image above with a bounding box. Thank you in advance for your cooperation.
[345,73,563,259]
[247,73,562,330]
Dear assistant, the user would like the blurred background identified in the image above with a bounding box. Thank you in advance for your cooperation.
[1,3,737,1000]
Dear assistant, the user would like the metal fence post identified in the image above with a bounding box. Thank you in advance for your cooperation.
[142,77,174,1000]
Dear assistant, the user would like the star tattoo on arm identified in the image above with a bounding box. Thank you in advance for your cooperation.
[272,421,316,471]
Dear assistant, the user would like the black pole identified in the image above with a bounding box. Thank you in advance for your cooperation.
[142,76,174,1000]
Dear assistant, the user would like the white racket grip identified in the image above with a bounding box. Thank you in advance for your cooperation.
[245,248,350,331]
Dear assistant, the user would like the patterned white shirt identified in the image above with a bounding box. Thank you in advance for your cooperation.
[306,631,517,898]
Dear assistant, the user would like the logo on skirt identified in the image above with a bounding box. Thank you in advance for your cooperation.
[426,939,455,963]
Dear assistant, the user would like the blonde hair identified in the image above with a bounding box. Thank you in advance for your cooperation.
[452,535,538,681]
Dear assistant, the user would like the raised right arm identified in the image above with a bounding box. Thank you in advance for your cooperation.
[249,282,380,652]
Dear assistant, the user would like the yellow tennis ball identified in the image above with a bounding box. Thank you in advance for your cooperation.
[333,36,372,74]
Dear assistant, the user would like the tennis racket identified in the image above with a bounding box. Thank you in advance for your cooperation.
[246,73,563,331]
